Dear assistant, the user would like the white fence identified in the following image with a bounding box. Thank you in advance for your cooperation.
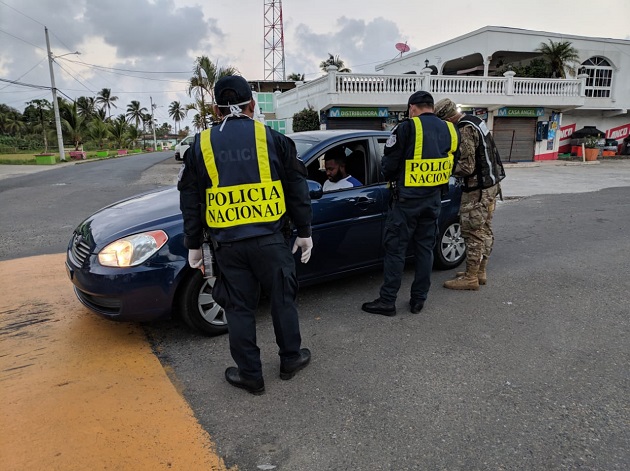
[276,69,587,114]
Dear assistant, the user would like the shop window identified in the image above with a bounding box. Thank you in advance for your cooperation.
[581,57,613,98]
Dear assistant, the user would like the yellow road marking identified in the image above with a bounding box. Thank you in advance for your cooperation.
[0,254,232,471]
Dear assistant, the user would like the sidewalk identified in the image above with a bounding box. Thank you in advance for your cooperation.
[501,159,630,198]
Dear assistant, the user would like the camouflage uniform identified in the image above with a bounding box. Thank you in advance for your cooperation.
[457,125,500,270]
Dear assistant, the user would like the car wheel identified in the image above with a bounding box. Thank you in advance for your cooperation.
[174,152,181,161]
[177,270,228,336]
[434,217,466,270]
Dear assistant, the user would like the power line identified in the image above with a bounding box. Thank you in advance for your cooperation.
[53,59,97,95]
[0,58,46,91]
[60,57,191,75]
[0,77,50,90]
[0,28,46,51]
[0,0,45,26]
[56,58,190,84]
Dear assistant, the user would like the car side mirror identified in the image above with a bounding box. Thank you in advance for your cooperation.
[307,180,323,200]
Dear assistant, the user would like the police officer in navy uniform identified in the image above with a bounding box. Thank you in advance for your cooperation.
[362,91,460,316]
[178,75,313,395]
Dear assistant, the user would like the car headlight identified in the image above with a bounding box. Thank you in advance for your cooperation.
[98,230,168,267]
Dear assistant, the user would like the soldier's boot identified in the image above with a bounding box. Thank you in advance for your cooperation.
[477,258,488,285]
[454,258,487,285]
[445,263,480,291]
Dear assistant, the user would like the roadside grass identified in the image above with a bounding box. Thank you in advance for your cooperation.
[0,150,150,165]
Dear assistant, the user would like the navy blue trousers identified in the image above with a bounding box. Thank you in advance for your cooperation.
[379,191,441,304]
[213,232,302,380]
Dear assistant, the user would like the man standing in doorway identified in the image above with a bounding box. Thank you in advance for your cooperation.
[435,98,505,290]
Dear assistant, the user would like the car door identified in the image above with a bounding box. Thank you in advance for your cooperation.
[296,137,386,283]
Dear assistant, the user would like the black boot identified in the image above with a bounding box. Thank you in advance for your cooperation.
[225,367,265,395]
[280,348,311,380]
[361,298,396,316]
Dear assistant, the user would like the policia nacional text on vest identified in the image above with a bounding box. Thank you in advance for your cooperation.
[404,117,458,187]
[200,119,286,238]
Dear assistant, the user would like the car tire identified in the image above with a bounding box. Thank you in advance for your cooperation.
[433,217,466,270]
[177,270,229,336]
[174,152,181,161]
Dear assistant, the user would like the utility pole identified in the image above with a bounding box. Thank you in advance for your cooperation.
[45,26,66,161]
[150,96,158,151]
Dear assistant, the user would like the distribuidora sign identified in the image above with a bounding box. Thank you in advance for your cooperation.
[328,107,389,118]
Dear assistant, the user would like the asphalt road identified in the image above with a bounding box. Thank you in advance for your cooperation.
[0,151,178,261]
[1,157,629,470]
[147,184,630,471]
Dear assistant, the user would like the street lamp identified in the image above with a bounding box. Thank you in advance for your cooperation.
[44,26,80,162]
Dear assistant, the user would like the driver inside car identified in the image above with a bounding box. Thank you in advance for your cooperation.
[322,146,362,192]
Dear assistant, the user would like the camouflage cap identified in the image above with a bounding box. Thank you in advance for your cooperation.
[434,98,458,120]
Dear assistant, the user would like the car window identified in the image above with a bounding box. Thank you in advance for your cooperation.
[307,139,370,192]
[182,137,193,146]
[291,139,315,161]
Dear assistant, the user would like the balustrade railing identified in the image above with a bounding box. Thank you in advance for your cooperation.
[275,71,584,110]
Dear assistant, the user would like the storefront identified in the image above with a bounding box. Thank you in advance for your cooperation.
[493,107,543,162]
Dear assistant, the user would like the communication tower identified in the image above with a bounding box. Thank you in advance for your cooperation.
[263,0,285,81]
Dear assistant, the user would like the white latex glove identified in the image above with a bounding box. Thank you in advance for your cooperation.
[188,248,203,270]
[292,236,313,264]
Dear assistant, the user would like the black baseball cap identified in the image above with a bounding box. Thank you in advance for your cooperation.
[407,90,434,107]
[214,75,252,106]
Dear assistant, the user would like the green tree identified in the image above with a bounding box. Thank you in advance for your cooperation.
[109,115,130,149]
[87,118,111,149]
[292,107,320,132]
[24,99,52,152]
[168,101,186,133]
[319,53,351,73]
[96,88,119,118]
[188,55,237,129]
[536,39,580,78]
[287,72,305,81]
[125,100,147,130]
[76,96,97,121]
[60,101,86,150]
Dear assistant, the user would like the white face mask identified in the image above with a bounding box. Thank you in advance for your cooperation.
[219,100,252,131]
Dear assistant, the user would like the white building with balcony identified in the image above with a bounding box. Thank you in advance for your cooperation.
[274,26,630,161]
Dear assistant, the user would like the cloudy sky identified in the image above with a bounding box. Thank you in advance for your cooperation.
[1,0,629,128]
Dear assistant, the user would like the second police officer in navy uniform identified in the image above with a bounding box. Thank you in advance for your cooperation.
[178,75,313,395]
[362,91,460,316]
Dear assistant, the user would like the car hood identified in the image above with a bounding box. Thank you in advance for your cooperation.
[75,187,182,247]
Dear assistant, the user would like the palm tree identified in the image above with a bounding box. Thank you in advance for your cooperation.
[188,55,237,129]
[287,72,305,81]
[109,115,129,149]
[142,112,153,148]
[60,101,86,150]
[76,96,97,121]
[536,40,580,78]
[87,118,111,149]
[319,54,351,73]
[168,101,186,133]
[125,100,147,130]
[96,88,119,118]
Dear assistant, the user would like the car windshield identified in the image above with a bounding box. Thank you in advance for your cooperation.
[291,139,315,161]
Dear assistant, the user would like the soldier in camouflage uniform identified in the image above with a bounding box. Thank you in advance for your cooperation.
[434,99,505,290]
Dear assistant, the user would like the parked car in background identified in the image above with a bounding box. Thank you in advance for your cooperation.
[66,130,465,336]
[174,134,194,161]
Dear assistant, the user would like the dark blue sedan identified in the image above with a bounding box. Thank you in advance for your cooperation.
[66,130,465,335]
